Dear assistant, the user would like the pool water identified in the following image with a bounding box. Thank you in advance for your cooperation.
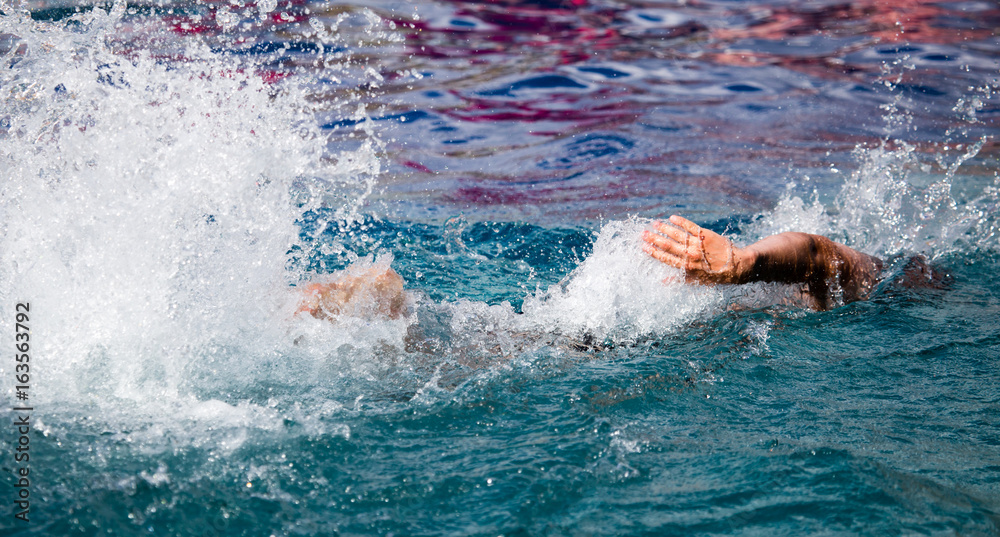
[1,1,999,535]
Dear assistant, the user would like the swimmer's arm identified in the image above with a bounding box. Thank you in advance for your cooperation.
[642,215,882,309]
[737,232,882,305]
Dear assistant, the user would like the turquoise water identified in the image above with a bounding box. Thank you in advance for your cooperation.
[2,1,1000,535]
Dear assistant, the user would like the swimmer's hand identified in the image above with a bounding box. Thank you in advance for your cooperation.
[641,215,744,285]
[296,266,407,321]
[641,214,884,310]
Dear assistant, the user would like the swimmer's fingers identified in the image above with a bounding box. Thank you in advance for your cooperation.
[642,227,675,252]
[645,223,706,267]
[642,241,710,286]
[645,219,737,286]
[652,219,696,249]
[663,216,738,277]
[668,215,703,236]
[662,216,725,257]
[641,240,686,269]
[641,228,693,265]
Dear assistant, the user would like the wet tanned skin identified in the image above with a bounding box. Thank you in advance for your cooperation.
[297,266,408,321]
[641,215,883,310]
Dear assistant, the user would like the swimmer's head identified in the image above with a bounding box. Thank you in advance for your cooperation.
[895,256,950,290]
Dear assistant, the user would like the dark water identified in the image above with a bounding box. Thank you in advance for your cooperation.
[1,1,999,535]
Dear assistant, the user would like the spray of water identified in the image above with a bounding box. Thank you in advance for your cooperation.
[526,77,1000,338]
[520,218,722,342]
[747,80,999,261]
[0,3,394,444]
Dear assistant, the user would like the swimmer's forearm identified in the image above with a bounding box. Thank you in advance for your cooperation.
[733,232,823,285]
[733,232,882,305]
[642,217,881,308]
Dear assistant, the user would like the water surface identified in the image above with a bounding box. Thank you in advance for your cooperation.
[1,1,999,535]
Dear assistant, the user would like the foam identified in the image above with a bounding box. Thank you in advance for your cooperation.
[521,218,723,343]
[0,4,383,441]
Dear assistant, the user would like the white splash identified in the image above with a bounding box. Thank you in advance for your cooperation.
[749,79,1000,261]
[0,4,383,442]
[522,218,722,342]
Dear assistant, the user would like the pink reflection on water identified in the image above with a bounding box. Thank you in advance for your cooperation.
[440,89,638,129]
[712,0,997,45]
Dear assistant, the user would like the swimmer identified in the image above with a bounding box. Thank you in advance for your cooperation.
[296,215,914,321]
[641,215,883,310]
